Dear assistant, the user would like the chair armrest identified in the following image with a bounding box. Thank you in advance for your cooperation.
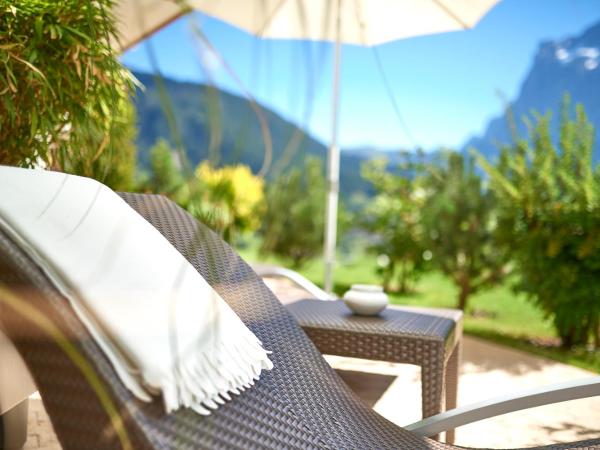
[252,264,334,301]
[405,376,600,437]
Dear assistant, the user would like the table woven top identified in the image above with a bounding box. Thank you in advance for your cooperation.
[287,299,462,344]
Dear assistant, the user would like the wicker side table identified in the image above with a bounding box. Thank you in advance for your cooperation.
[286,299,463,443]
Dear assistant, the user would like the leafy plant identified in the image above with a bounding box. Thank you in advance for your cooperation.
[141,139,264,243]
[0,0,135,186]
[64,94,138,191]
[421,152,507,310]
[259,157,326,268]
[142,139,188,202]
[476,99,600,348]
[361,157,428,293]
[189,162,265,243]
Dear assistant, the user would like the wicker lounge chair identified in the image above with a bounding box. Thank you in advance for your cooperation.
[1,192,599,450]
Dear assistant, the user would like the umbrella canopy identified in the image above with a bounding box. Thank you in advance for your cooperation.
[113,0,498,51]
[113,0,499,293]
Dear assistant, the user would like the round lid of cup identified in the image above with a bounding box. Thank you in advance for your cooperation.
[350,284,384,293]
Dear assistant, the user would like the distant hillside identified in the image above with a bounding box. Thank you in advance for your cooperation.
[131,71,372,197]
[464,20,600,160]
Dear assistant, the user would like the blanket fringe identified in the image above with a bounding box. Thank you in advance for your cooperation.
[158,319,273,415]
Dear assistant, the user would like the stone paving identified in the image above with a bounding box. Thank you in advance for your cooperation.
[328,337,600,448]
[20,276,600,449]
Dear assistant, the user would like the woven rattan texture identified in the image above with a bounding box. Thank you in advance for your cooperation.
[286,299,454,423]
[287,300,456,341]
[0,193,598,450]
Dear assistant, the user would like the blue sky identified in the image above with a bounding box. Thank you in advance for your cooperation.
[121,0,600,151]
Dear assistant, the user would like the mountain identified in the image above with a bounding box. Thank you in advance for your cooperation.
[464,20,600,159]
[132,20,600,187]
[131,71,371,197]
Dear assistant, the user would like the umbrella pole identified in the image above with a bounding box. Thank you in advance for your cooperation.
[323,5,342,294]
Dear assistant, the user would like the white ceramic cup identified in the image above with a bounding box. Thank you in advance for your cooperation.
[342,284,388,316]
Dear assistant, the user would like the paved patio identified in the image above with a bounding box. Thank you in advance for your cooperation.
[21,277,600,449]
[329,336,600,448]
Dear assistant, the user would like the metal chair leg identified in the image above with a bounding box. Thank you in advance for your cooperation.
[0,399,29,450]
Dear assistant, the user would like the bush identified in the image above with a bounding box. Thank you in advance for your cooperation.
[141,139,264,243]
[259,157,326,268]
[0,1,136,187]
[476,100,600,348]
[189,162,264,243]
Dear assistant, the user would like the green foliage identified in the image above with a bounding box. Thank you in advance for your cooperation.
[64,95,138,191]
[259,157,326,268]
[0,0,135,185]
[476,99,600,348]
[143,139,188,202]
[361,157,427,293]
[421,152,507,310]
[142,139,264,243]
[188,162,264,243]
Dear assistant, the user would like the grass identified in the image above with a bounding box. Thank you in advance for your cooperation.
[239,237,600,373]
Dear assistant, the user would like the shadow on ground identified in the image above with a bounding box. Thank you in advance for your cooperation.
[541,422,600,441]
[462,336,553,376]
[335,369,396,407]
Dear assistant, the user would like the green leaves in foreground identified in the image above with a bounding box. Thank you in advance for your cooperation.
[0,1,136,188]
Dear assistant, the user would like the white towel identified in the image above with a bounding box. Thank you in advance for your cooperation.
[0,166,273,415]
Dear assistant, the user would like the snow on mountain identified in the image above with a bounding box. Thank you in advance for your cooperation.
[464,20,600,160]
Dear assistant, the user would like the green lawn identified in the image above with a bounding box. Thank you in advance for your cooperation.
[239,239,600,373]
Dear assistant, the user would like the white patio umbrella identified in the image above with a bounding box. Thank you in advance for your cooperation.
[113,0,499,293]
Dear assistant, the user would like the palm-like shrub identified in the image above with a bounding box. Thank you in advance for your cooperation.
[0,1,136,189]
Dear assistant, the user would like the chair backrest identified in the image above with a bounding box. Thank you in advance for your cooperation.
[0,192,432,450]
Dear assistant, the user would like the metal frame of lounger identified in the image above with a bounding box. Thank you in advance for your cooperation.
[251,264,334,301]
[0,192,599,450]
[408,376,600,437]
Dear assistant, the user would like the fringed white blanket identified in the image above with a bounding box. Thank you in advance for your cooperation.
[0,166,272,415]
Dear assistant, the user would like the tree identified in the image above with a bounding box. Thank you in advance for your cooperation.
[421,152,506,310]
[143,139,187,202]
[259,157,326,268]
[0,1,135,183]
[476,99,600,348]
[361,157,428,293]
